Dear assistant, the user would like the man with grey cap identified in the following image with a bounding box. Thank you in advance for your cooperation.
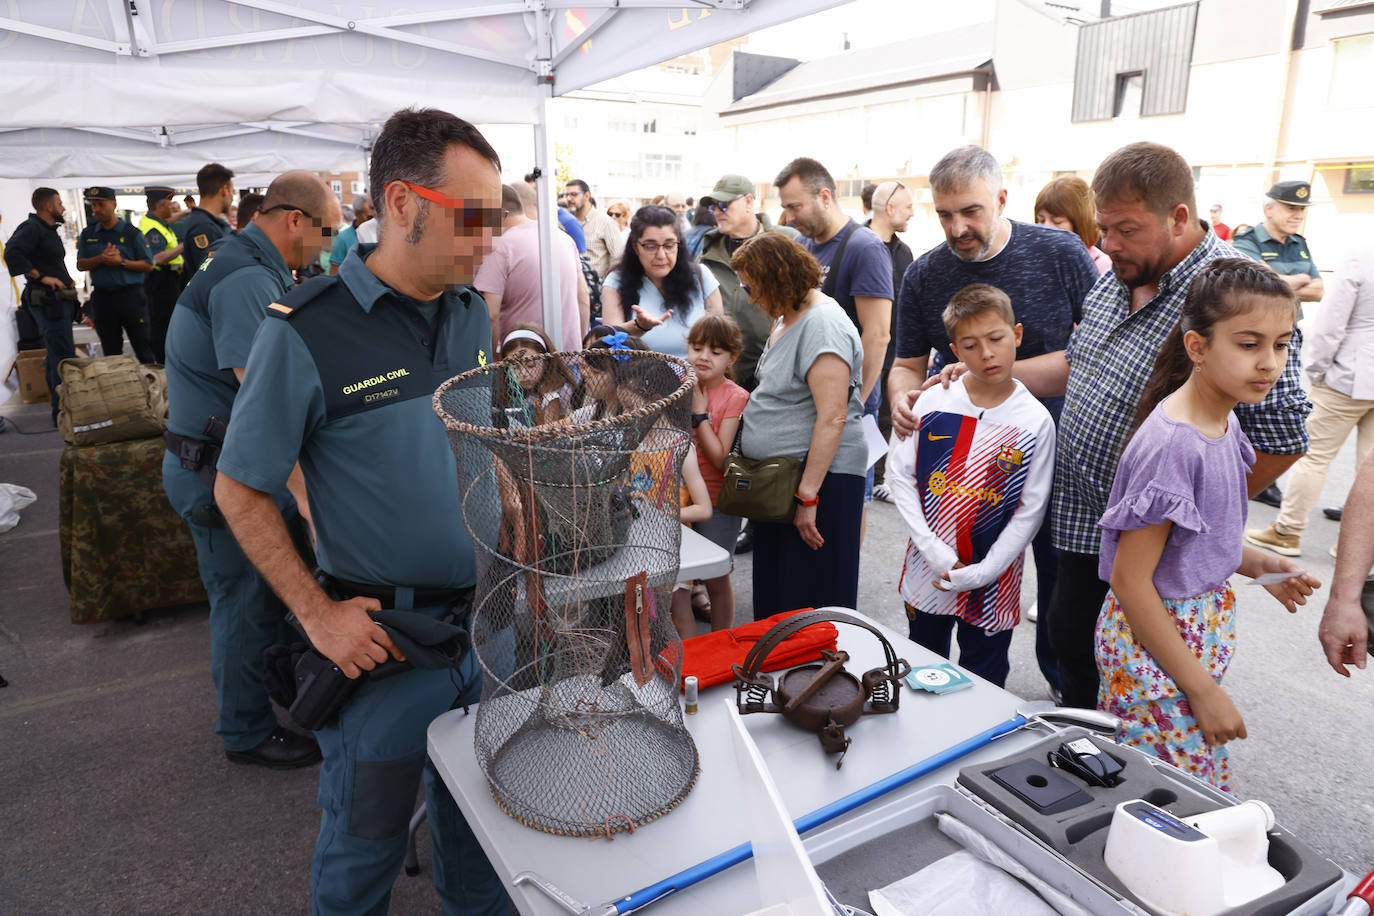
[328,192,374,275]
[695,173,799,391]
[1235,179,1325,509]
[139,185,185,362]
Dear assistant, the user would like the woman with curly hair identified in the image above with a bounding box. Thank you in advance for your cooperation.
[600,205,723,358]
[730,233,867,616]
[1034,176,1112,275]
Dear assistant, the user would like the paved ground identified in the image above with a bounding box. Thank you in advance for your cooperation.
[2,382,1372,915]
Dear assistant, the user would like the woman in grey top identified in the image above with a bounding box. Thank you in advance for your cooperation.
[732,234,867,616]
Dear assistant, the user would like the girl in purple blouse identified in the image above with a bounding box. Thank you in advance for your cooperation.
[1095,258,1320,789]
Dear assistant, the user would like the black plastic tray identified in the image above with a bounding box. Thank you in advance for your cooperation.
[955,728,1343,916]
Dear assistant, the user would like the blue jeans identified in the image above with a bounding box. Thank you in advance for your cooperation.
[162,454,293,751]
[311,601,508,916]
[25,293,76,419]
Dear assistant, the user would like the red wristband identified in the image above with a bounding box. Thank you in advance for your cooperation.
[793,492,818,508]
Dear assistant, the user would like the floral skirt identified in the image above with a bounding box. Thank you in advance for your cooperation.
[1094,583,1237,791]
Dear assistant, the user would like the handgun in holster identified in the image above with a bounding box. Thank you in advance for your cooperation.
[178,415,227,528]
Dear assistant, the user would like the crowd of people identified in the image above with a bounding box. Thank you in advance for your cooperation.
[6,105,1374,912]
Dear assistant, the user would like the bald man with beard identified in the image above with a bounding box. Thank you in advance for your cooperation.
[162,170,341,769]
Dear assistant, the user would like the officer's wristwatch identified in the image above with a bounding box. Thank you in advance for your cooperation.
[691,412,710,428]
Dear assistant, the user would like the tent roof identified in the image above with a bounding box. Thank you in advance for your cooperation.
[0,0,848,181]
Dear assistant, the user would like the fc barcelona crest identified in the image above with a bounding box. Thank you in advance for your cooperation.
[995,446,1024,474]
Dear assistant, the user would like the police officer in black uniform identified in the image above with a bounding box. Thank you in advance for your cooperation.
[75,187,156,363]
[5,187,76,422]
[178,163,236,276]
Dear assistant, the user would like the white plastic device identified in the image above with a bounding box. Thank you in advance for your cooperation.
[1103,798,1284,916]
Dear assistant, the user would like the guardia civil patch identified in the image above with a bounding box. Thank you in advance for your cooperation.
[193,234,208,249]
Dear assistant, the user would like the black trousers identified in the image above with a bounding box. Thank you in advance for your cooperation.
[751,471,865,618]
[1046,550,1110,710]
[90,285,155,364]
[145,268,182,364]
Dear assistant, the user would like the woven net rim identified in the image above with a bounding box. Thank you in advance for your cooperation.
[432,349,694,443]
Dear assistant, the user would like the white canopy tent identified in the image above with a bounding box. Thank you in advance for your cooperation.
[0,0,848,345]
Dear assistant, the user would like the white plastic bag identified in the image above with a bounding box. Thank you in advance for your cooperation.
[868,850,1059,916]
[0,483,37,533]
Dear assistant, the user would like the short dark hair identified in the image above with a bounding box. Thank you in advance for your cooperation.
[196,163,235,198]
[565,179,590,194]
[501,184,524,215]
[860,182,878,210]
[236,192,264,231]
[31,187,59,211]
[1092,141,1197,222]
[368,108,502,222]
[942,283,1016,339]
[773,157,835,196]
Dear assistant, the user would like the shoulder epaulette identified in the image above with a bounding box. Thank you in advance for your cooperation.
[1233,226,1255,238]
[267,274,340,320]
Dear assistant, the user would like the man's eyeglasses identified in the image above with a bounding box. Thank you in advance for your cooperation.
[259,204,337,238]
[636,240,678,255]
[872,180,907,212]
[708,199,737,214]
[390,180,503,231]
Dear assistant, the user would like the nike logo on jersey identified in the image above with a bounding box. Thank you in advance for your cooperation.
[928,434,952,441]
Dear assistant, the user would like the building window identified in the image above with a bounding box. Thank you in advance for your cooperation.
[641,153,682,180]
[1113,72,1144,119]
[331,180,342,195]
[1345,167,1374,194]
[1330,34,1374,108]
[351,181,363,194]
[643,119,657,134]
[563,115,578,129]
[608,116,636,132]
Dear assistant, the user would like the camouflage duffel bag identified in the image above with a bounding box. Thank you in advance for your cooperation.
[57,355,166,447]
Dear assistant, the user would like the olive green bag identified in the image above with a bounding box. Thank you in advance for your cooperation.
[717,425,802,524]
[57,355,167,447]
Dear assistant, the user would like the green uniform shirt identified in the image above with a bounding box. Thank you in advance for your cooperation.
[77,218,153,289]
[217,245,491,589]
[1231,223,1320,279]
[178,207,233,275]
[164,223,295,439]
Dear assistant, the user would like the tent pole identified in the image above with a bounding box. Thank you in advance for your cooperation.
[533,88,562,350]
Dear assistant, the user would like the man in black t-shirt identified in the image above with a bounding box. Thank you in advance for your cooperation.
[888,145,1098,700]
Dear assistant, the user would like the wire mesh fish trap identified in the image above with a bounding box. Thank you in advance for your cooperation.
[434,347,700,838]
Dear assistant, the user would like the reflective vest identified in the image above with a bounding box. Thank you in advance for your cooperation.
[137,214,183,271]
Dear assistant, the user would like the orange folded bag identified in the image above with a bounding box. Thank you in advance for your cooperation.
[679,608,839,691]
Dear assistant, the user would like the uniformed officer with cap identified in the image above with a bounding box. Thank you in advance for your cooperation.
[75,186,156,362]
[214,109,509,914]
[5,186,76,423]
[1234,179,1324,508]
[1233,180,1325,303]
[139,186,185,363]
[163,170,340,770]
[178,163,236,276]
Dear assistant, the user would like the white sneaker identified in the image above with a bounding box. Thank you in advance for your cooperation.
[872,483,893,503]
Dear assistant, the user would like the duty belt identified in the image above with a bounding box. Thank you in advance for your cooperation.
[321,572,473,610]
[165,430,220,485]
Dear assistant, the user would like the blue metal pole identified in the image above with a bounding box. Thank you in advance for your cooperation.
[612,713,1028,914]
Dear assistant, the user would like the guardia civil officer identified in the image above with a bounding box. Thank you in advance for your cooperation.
[215,109,510,915]
[1234,179,1324,508]
[178,163,235,276]
[139,186,185,363]
[5,187,75,423]
[163,171,340,770]
[74,186,156,363]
